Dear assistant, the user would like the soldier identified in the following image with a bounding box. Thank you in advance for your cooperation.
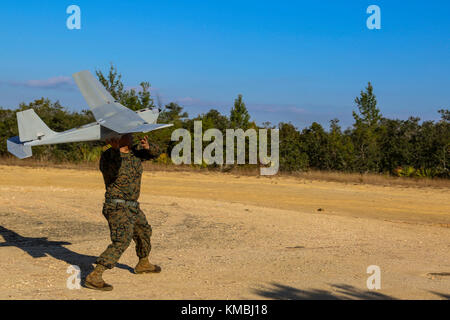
[85,133,161,291]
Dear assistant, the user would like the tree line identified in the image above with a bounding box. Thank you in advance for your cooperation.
[0,65,448,178]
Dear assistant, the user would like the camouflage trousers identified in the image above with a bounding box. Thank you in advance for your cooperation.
[96,202,152,269]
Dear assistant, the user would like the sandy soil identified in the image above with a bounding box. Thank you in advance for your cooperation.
[0,165,449,300]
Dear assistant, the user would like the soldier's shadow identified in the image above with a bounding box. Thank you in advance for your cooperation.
[0,226,135,282]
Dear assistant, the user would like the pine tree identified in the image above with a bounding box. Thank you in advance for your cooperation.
[230,94,250,129]
[351,82,383,172]
[96,63,155,111]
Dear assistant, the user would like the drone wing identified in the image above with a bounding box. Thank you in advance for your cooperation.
[126,123,173,133]
[73,70,149,133]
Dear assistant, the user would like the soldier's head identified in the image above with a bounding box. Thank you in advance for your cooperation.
[106,133,134,150]
[119,133,134,148]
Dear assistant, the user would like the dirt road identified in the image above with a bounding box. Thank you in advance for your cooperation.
[0,165,449,299]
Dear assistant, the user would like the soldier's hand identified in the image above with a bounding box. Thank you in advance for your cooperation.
[140,136,150,150]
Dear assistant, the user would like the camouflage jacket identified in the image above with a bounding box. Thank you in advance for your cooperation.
[100,143,159,201]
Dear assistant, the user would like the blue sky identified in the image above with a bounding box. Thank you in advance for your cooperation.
[0,0,449,129]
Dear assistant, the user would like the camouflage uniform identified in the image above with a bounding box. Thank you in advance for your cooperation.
[96,143,159,269]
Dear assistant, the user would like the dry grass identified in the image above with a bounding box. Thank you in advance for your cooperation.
[0,156,448,189]
[0,157,99,171]
[285,170,450,189]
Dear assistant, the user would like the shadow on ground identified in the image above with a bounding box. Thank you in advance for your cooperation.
[0,226,134,282]
[429,291,450,300]
[253,282,397,300]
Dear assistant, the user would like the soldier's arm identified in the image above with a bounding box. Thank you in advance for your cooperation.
[100,148,122,184]
[133,136,160,161]
[101,138,120,173]
[99,150,107,173]
[99,151,109,173]
[133,143,160,161]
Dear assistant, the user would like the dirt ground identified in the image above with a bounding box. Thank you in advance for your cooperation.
[0,165,449,300]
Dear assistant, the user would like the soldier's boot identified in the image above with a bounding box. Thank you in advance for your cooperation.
[84,264,113,291]
[134,257,162,274]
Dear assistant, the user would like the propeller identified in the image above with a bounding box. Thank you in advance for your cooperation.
[155,92,166,114]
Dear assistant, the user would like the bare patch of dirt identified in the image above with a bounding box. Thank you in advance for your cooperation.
[0,165,449,300]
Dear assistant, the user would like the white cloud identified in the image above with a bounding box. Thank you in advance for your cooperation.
[2,76,75,90]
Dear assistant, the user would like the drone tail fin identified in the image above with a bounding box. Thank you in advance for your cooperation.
[7,136,32,159]
[17,109,56,142]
